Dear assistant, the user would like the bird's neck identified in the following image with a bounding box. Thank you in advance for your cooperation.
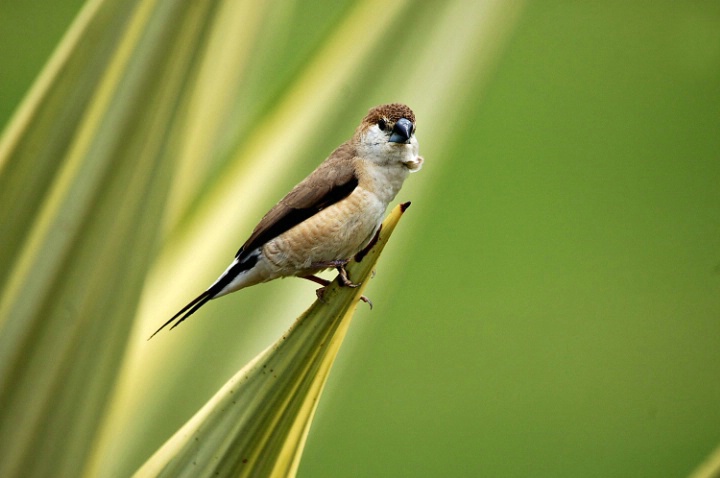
[358,161,410,205]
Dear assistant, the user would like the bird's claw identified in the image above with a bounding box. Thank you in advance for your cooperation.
[315,285,372,308]
[336,264,360,288]
[360,295,373,309]
[304,263,371,307]
[309,259,361,288]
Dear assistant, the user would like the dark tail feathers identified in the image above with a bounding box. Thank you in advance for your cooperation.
[148,289,215,340]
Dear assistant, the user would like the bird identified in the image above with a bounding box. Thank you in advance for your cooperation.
[149,103,423,338]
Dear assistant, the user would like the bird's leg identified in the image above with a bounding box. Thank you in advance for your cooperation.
[301,274,330,302]
[331,265,374,309]
[301,274,330,287]
[309,259,359,287]
[336,263,359,288]
[310,259,349,269]
[304,263,372,308]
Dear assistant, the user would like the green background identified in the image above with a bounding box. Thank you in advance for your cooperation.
[2,1,719,477]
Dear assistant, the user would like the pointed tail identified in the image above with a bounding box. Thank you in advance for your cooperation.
[148,290,215,340]
[148,254,260,339]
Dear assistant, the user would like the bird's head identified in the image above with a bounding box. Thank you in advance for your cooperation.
[356,103,423,172]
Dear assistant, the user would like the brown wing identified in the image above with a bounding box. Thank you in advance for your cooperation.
[235,142,358,260]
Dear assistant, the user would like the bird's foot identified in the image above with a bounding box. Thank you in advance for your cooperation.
[301,274,330,287]
[359,295,373,309]
[301,271,371,308]
[317,286,372,308]
[309,259,360,288]
[301,275,330,303]
[336,263,360,288]
[333,265,373,307]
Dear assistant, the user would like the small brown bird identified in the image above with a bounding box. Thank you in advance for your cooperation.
[150,103,422,337]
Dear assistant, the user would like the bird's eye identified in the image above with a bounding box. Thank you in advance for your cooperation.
[378,119,387,131]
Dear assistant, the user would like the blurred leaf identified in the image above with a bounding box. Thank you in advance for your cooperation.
[0,0,224,476]
[134,204,410,478]
[690,444,720,478]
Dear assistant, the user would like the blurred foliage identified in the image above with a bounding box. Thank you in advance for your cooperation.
[1,1,719,477]
[0,0,226,476]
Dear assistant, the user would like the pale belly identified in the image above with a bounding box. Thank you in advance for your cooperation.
[262,187,385,277]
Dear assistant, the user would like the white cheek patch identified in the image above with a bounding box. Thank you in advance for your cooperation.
[403,155,424,172]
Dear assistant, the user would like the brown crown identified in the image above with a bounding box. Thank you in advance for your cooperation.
[363,103,416,125]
